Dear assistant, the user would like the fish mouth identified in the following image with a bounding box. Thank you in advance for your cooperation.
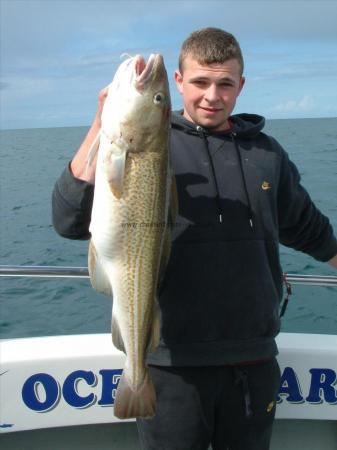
[134,54,162,90]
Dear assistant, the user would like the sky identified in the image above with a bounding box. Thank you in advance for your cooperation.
[1,0,337,129]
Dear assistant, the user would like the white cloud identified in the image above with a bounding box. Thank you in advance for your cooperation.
[2,1,337,128]
[272,95,314,114]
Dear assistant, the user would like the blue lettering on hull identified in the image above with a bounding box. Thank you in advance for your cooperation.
[277,367,337,405]
[22,369,122,412]
[20,367,337,413]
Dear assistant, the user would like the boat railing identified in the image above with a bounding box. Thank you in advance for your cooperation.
[0,265,336,286]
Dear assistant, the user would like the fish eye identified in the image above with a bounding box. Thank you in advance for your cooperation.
[153,92,165,104]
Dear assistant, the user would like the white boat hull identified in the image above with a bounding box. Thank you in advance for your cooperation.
[1,332,337,448]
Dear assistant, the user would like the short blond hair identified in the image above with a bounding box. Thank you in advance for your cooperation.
[179,27,244,75]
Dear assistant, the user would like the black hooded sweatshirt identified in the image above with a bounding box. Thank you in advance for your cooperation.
[52,112,337,366]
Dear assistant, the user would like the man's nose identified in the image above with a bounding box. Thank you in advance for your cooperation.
[204,84,220,102]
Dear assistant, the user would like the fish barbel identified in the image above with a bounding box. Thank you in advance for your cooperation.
[88,54,172,419]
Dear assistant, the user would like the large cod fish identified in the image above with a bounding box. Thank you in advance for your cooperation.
[88,54,172,419]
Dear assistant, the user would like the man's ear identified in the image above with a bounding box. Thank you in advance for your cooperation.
[174,70,183,95]
[238,76,245,95]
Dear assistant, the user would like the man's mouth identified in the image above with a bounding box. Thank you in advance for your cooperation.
[199,107,222,113]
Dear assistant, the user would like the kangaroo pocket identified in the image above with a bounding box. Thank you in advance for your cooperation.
[159,239,282,344]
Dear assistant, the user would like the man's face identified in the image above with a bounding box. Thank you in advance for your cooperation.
[175,55,245,132]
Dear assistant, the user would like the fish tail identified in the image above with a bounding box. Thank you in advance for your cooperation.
[114,369,156,419]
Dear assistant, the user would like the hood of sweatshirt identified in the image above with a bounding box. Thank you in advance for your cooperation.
[171,110,265,139]
[171,111,265,228]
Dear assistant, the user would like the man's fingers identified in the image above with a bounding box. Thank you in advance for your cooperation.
[93,86,109,127]
[98,86,109,103]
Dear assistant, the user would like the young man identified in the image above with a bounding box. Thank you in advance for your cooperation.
[52,28,337,450]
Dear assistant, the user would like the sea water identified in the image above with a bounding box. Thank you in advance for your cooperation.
[0,118,336,339]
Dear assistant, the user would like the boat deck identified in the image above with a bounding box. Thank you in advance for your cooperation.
[1,420,336,450]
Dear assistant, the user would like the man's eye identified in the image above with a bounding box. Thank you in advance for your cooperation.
[193,80,207,86]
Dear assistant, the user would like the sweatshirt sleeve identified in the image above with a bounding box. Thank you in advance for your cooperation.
[52,163,94,240]
[277,149,337,262]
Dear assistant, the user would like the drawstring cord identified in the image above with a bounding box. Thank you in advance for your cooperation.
[234,367,253,419]
[231,133,254,228]
[196,125,254,228]
[196,126,224,223]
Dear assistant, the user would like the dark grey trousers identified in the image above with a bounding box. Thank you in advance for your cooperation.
[137,358,281,450]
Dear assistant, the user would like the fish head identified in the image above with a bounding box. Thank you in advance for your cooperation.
[101,54,171,152]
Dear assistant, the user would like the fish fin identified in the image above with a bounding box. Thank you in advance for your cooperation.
[114,369,156,419]
[147,300,161,353]
[106,144,127,199]
[111,313,126,353]
[169,175,179,225]
[158,226,171,284]
[86,130,101,168]
[156,176,176,283]
[88,240,112,296]
[156,174,177,279]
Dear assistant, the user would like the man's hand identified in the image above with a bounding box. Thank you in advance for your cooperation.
[70,86,109,184]
[93,86,109,129]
